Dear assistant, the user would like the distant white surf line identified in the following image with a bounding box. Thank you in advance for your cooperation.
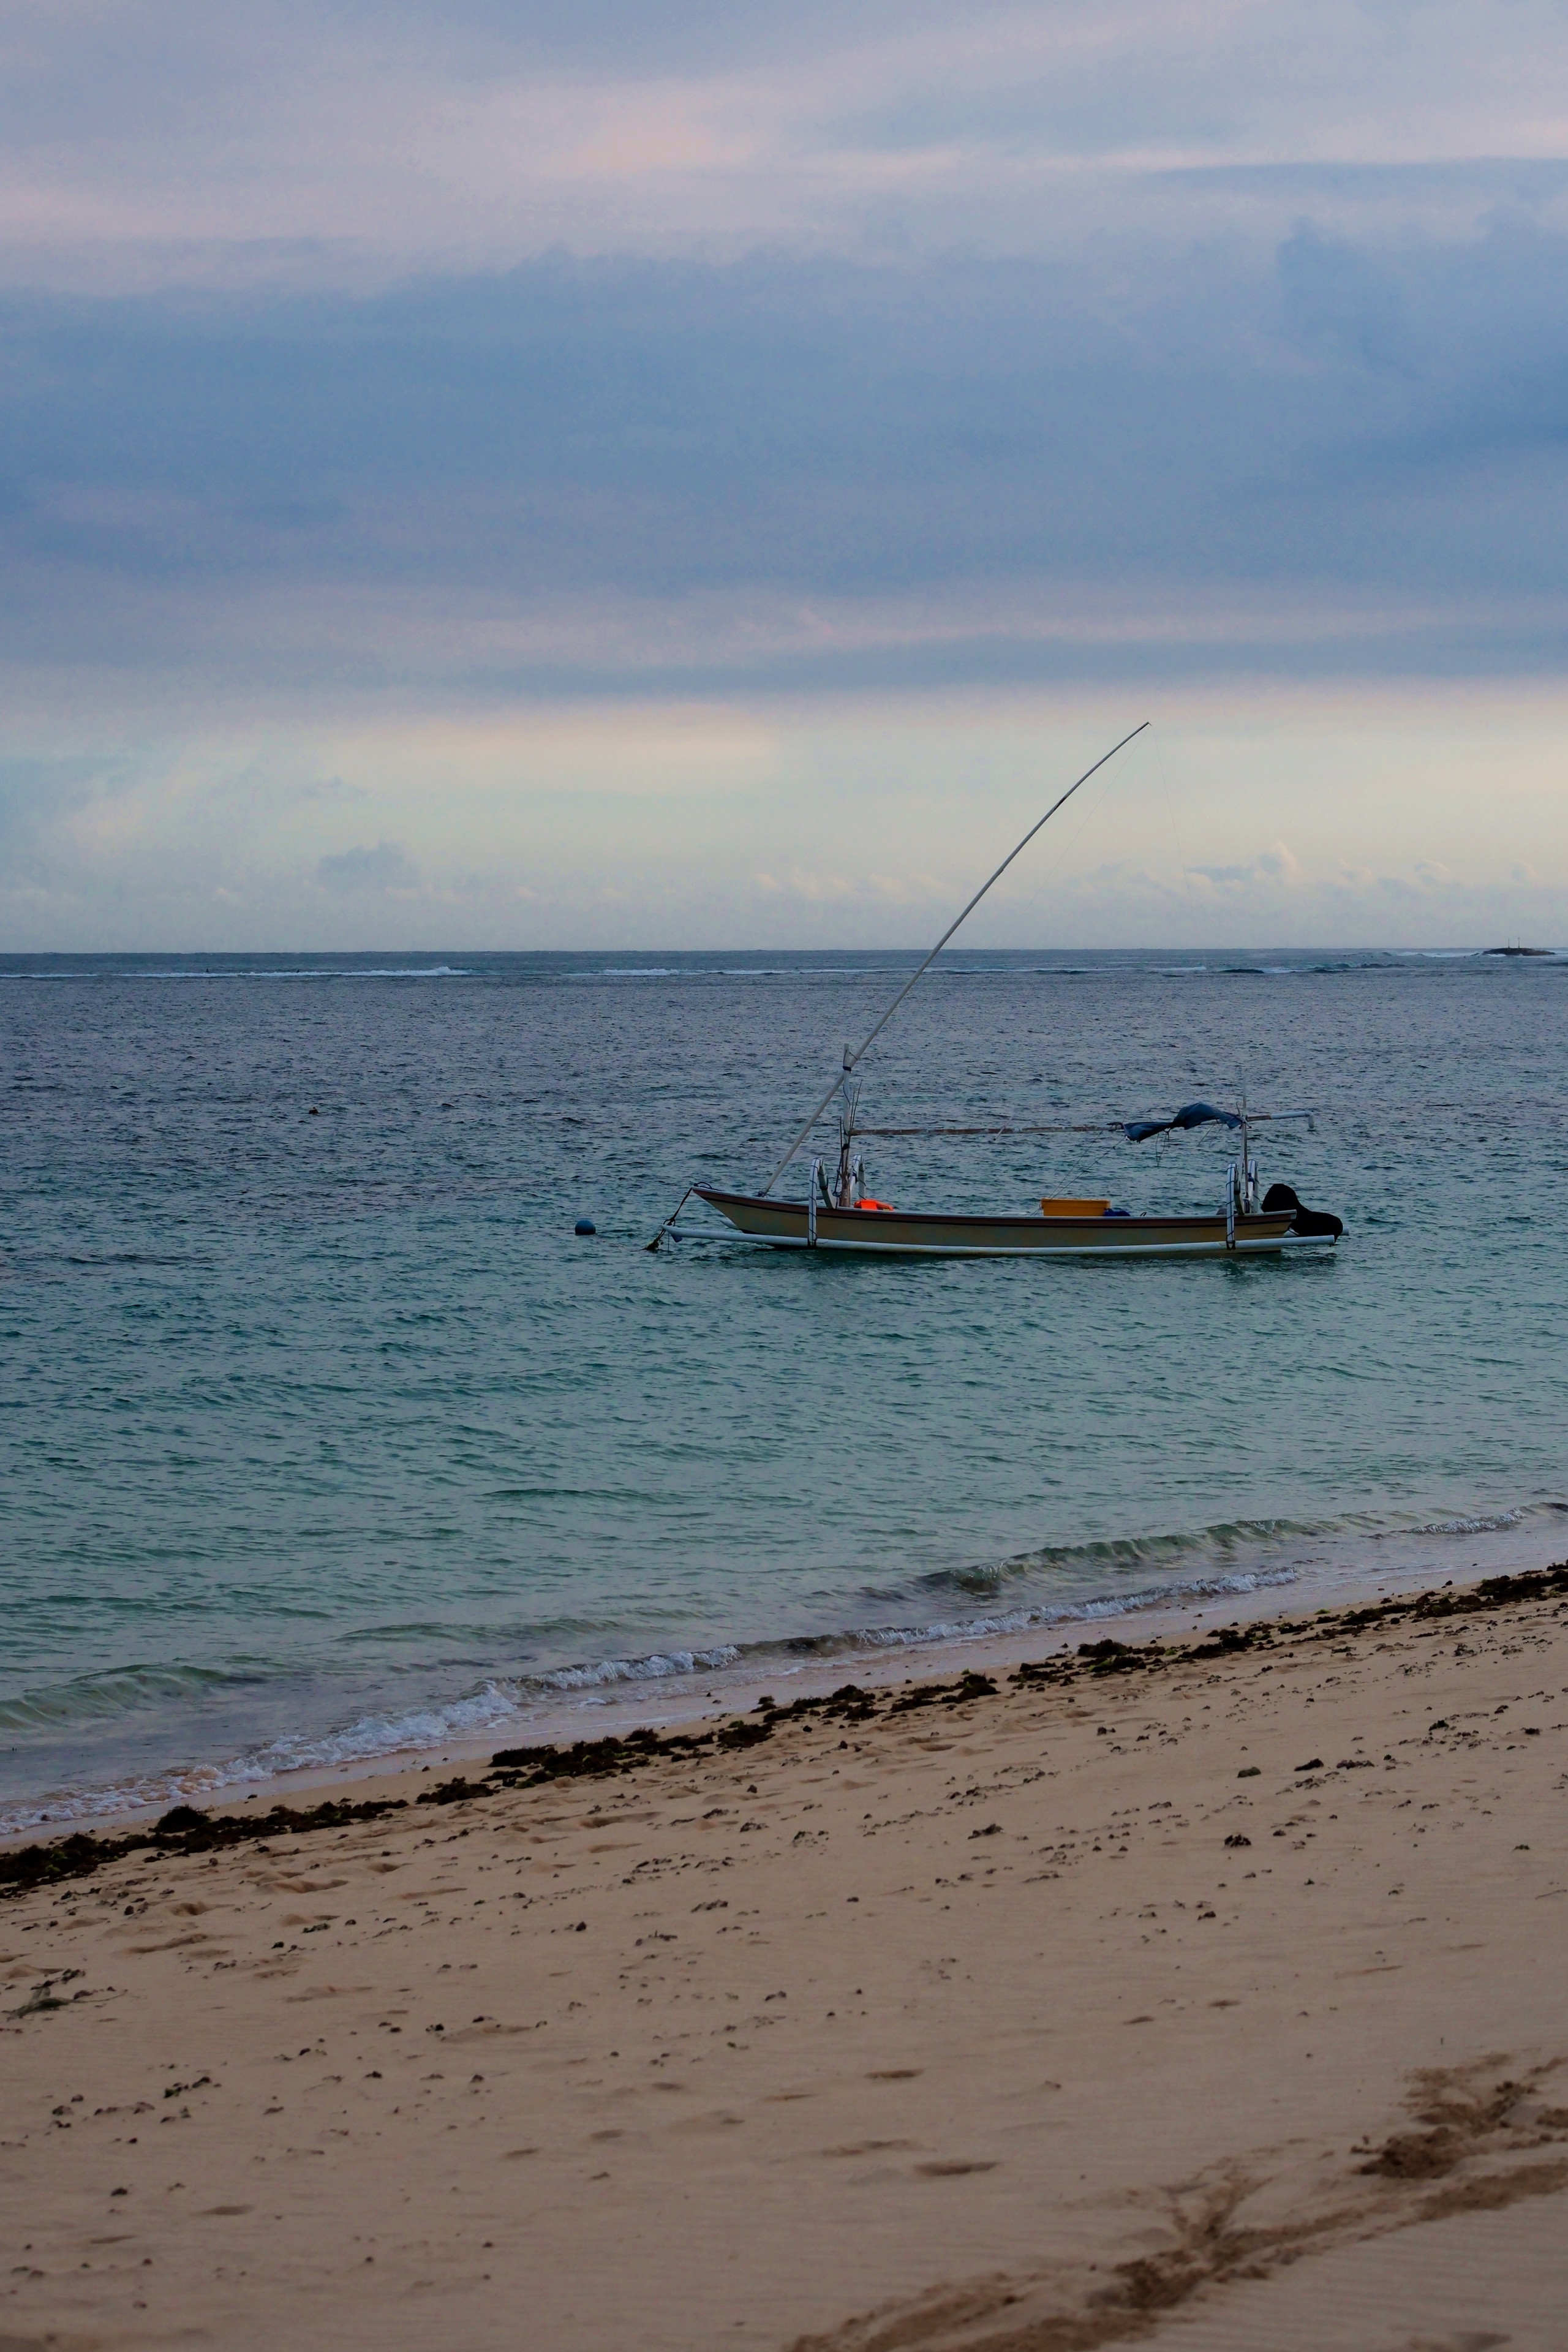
[4,964,472,982]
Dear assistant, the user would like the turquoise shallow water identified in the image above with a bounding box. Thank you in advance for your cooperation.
[2,947,1565,1824]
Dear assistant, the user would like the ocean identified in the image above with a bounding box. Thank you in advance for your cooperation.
[2,946,1565,1830]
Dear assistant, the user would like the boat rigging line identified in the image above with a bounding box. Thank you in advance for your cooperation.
[644,720,1150,1251]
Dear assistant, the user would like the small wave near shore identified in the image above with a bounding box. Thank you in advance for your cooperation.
[6,1498,1563,1841]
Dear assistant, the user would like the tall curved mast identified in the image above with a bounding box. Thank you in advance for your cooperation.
[646,721,1148,1250]
[759,721,1149,1196]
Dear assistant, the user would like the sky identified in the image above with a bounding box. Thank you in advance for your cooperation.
[3,0,1568,949]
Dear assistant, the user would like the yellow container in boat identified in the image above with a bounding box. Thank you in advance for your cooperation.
[1039,1197,1110,1217]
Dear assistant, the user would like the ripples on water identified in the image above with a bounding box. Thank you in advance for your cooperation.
[1,947,1564,1820]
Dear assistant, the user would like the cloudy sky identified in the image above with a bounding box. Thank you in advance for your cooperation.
[4,0,1568,948]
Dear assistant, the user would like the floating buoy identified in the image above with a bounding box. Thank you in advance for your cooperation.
[575,1217,597,1236]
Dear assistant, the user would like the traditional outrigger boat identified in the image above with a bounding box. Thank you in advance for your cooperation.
[647,725,1344,1261]
[676,1097,1341,1260]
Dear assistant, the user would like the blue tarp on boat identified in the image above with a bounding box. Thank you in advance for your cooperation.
[1124,1101,1243,1144]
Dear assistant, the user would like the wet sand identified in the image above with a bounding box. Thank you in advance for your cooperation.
[4,1566,1567,2351]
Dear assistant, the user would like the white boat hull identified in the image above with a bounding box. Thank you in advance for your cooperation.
[685,1190,1337,1261]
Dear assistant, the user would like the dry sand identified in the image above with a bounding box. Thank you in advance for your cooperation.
[4,1566,1567,2352]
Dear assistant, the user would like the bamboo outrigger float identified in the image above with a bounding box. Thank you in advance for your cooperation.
[647,725,1344,1261]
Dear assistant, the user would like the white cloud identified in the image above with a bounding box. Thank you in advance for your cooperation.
[0,680,1564,950]
[2,7,1567,946]
[5,1,1568,288]
[315,839,420,893]
[1191,842,1305,892]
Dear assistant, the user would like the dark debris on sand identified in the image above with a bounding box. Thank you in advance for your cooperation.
[0,1795,408,1901]
[8,1563,1567,1904]
[485,1676,955,1790]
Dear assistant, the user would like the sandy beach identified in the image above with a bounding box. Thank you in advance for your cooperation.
[4,1563,1567,2352]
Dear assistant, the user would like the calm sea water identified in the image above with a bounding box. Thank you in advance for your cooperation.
[2,947,1566,1826]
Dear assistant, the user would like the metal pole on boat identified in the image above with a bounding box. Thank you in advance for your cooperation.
[754,721,1150,1198]
[642,720,1148,1248]
[1240,1108,1253,1210]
